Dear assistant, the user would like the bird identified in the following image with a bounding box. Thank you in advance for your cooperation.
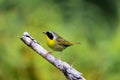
[43,31,80,53]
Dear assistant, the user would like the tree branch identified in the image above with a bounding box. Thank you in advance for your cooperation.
[20,32,86,80]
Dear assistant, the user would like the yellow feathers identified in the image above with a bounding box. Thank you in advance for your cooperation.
[45,35,55,49]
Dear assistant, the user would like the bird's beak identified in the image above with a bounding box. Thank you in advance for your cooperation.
[43,32,46,34]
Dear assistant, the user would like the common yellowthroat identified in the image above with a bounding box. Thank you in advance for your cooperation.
[43,31,80,52]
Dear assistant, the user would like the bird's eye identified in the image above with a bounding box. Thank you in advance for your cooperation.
[46,32,53,40]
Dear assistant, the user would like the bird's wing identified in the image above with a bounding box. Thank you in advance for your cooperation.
[57,37,72,47]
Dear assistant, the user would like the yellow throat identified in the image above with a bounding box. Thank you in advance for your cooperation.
[45,35,55,48]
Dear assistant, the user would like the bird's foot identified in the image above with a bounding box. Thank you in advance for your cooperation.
[44,51,52,57]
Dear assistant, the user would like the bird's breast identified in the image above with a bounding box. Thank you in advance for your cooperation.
[47,38,55,48]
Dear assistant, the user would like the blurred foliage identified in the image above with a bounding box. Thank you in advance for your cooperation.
[0,0,120,80]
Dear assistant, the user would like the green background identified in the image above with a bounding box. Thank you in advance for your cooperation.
[0,0,120,80]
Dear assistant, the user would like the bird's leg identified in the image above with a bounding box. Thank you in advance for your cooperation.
[59,52,62,60]
[70,61,75,67]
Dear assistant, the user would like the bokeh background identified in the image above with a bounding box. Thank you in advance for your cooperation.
[0,0,120,80]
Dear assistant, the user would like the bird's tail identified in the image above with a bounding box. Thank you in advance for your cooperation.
[71,42,80,45]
